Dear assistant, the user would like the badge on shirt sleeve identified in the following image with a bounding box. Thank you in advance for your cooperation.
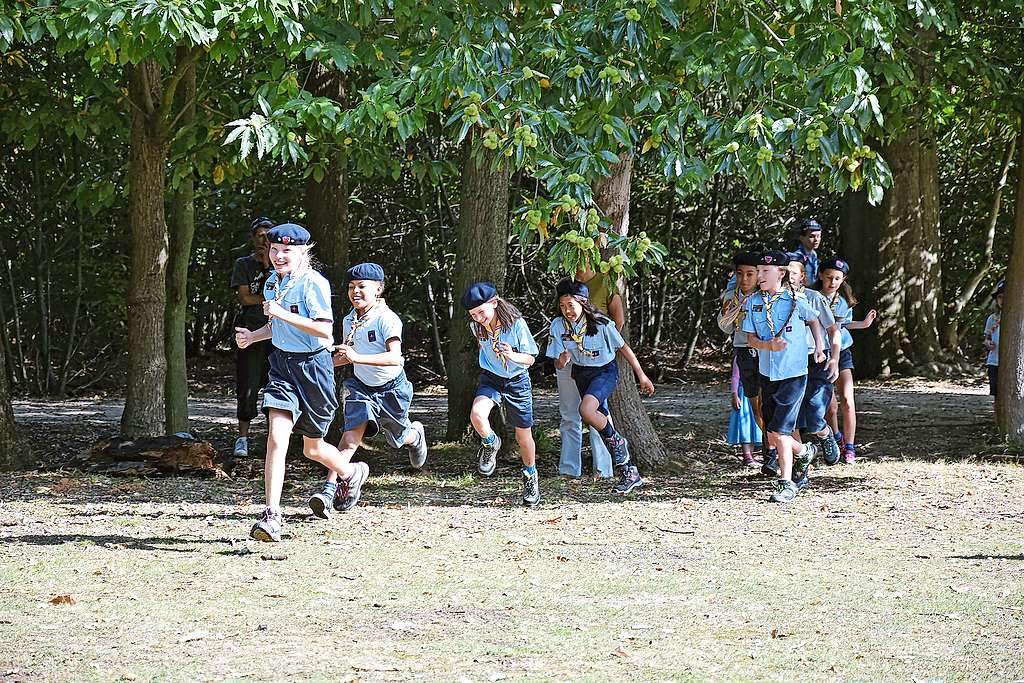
[367,330,377,343]
[753,305,763,312]
[290,305,299,314]
[786,325,793,332]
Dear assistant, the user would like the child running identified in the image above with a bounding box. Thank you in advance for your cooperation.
[307,262,428,520]
[234,223,366,542]
[814,257,877,464]
[460,282,542,507]
[546,279,655,495]
[741,251,825,503]
[984,280,1004,399]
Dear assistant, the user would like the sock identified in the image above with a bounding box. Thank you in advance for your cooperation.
[523,464,537,475]
[323,481,338,496]
[482,432,496,446]
[598,421,616,440]
[845,442,855,450]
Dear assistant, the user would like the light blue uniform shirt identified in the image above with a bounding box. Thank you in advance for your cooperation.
[824,291,854,349]
[985,313,1000,366]
[342,305,404,386]
[475,317,538,378]
[545,316,624,367]
[741,289,818,381]
[263,269,333,353]
[797,244,820,285]
[801,288,836,354]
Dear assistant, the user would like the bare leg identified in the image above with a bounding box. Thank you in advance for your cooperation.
[469,396,497,438]
[264,408,294,509]
[837,369,856,444]
[515,427,536,468]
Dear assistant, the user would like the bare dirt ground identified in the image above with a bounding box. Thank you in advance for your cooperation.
[1,378,1022,682]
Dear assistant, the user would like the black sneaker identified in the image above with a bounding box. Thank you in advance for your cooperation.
[793,469,809,490]
[613,465,643,495]
[794,442,818,478]
[308,486,334,520]
[761,449,779,477]
[407,421,428,469]
[608,434,631,469]
[768,479,798,503]
[522,469,540,507]
[250,507,283,542]
[335,462,370,512]
[819,427,841,466]
[477,435,500,477]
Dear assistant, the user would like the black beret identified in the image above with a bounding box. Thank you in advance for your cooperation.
[995,280,1005,296]
[820,257,850,275]
[758,250,790,267]
[555,279,589,299]
[800,218,822,233]
[250,216,274,233]
[786,251,807,266]
[346,262,385,282]
[732,250,760,268]
[267,223,311,246]
[460,281,498,310]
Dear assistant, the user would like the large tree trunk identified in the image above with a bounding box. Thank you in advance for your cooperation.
[905,132,943,367]
[596,155,668,470]
[120,58,170,438]
[997,117,1024,443]
[164,52,197,435]
[446,140,510,440]
[0,339,30,470]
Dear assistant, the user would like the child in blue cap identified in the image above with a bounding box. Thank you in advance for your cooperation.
[546,279,655,495]
[741,250,826,503]
[234,223,365,542]
[460,282,541,506]
[307,262,428,519]
[984,280,1004,398]
[793,218,822,285]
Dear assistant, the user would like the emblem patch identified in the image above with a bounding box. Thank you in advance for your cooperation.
[367,330,377,343]
[290,305,299,313]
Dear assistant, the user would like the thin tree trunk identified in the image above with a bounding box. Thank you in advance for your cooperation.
[60,142,86,394]
[942,135,1017,350]
[650,190,676,349]
[3,258,26,385]
[120,58,170,438]
[419,180,446,375]
[684,176,722,365]
[0,330,30,470]
[997,113,1024,443]
[164,53,197,435]
[597,154,668,470]
[446,139,510,440]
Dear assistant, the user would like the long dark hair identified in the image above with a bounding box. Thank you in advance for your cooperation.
[553,295,610,336]
[471,296,524,341]
[811,273,858,307]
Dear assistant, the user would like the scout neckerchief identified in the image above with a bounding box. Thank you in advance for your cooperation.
[563,315,600,358]
[345,300,380,346]
[268,267,308,328]
[484,320,510,371]
[761,288,797,340]
[726,287,755,330]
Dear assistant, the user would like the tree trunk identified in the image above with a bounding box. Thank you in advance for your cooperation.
[905,132,943,367]
[164,52,197,435]
[596,155,668,470]
[446,140,510,440]
[0,338,29,470]
[997,116,1024,443]
[120,58,170,438]
[684,176,722,365]
[650,190,676,349]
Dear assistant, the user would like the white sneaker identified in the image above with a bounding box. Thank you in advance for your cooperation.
[233,436,248,458]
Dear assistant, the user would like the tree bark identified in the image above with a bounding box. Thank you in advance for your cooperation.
[0,338,30,470]
[164,52,197,435]
[120,58,170,438]
[595,154,668,469]
[684,176,722,365]
[905,131,943,367]
[650,190,676,349]
[997,116,1024,443]
[446,140,510,440]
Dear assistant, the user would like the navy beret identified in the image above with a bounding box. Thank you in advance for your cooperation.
[759,250,790,267]
[800,218,822,233]
[785,251,807,266]
[267,223,311,246]
[995,280,1005,296]
[732,250,760,268]
[346,262,385,282]
[820,257,850,275]
[460,281,498,310]
[556,279,589,299]
[250,216,274,233]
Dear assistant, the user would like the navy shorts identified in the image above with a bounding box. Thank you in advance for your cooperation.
[262,348,339,438]
[760,374,807,435]
[734,348,761,399]
[343,371,414,447]
[798,354,833,433]
[572,360,619,417]
[838,347,854,372]
[988,365,998,396]
[477,370,534,428]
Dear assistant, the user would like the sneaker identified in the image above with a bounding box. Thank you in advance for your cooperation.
[608,434,631,468]
[407,421,428,469]
[308,485,335,520]
[742,453,760,468]
[768,479,798,503]
[477,435,500,477]
[842,444,856,464]
[613,464,643,495]
[761,449,779,477]
[233,436,248,458]
[819,427,841,466]
[793,469,809,490]
[793,442,818,478]
[249,507,283,542]
[522,469,540,507]
[335,462,370,512]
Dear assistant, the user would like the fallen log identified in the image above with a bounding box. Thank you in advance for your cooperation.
[81,434,228,478]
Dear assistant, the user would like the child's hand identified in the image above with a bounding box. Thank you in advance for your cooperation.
[334,344,361,364]
[767,338,788,352]
[495,341,513,357]
[331,346,351,366]
[732,393,742,410]
[826,357,840,383]
[864,309,878,327]
[263,299,287,320]
[234,327,253,349]
[637,374,655,396]
[556,350,571,369]
[813,347,826,364]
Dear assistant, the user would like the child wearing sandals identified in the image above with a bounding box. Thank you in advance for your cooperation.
[306,262,428,520]
[727,357,763,467]
[234,224,366,542]
[460,282,542,507]
[546,279,655,496]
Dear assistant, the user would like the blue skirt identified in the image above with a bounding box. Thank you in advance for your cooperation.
[727,394,763,445]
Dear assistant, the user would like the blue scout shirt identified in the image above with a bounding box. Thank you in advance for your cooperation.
[718,287,757,348]
[475,317,538,378]
[796,244,820,285]
[263,269,334,353]
[801,288,836,354]
[985,313,1000,366]
[741,289,818,381]
[342,304,404,387]
[823,291,854,349]
[545,316,625,367]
